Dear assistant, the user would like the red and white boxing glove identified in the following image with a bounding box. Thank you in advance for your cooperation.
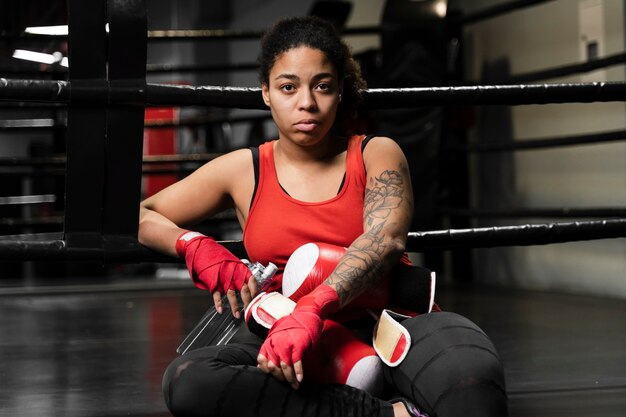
[176,231,251,293]
[283,242,390,310]
[306,320,384,395]
[282,242,345,301]
[259,284,340,368]
[245,291,296,339]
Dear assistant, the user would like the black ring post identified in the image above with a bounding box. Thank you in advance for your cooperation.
[64,0,108,253]
[102,0,147,261]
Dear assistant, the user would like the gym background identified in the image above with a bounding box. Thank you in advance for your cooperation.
[2,0,624,298]
[1,1,626,417]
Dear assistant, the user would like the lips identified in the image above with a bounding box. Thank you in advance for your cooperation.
[294,119,320,132]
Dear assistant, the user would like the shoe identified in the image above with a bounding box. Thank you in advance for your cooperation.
[389,397,429,417]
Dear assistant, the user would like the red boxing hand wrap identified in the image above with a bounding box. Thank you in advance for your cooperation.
[259,284,340,367]
[176,231,251,293]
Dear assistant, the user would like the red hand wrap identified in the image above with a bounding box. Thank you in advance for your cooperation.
[259,284,340,367]
[176,231,251,293]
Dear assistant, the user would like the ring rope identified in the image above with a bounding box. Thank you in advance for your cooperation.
[495,51,626,84]
[3,79,626,108]
[1,218,624,262]
[442,207,626,219]
[457,128,626,153]
[406,218,626,251]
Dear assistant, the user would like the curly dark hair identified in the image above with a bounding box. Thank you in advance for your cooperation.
[258,16,367,123]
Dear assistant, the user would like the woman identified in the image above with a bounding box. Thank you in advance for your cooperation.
[139,16,506,417]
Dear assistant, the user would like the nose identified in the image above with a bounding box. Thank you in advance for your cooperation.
[298,89,317,111]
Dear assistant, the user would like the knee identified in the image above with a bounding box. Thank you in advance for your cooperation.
[162,354,221,416]
[162,357,195,415]
[388,312,508,417]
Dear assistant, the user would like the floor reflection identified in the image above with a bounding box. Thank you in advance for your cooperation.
[0,281,624,417]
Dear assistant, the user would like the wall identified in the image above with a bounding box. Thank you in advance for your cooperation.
[460,0,626,298]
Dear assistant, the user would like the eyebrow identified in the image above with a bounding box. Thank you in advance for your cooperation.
[274,72,335,82]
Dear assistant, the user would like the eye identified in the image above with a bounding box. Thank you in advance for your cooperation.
[280,84,295,93]
[316,83,331,92]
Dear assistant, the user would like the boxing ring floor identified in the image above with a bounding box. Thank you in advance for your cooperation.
[0,276,624,417]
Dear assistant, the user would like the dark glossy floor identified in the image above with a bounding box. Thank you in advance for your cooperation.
[1,275,625,417]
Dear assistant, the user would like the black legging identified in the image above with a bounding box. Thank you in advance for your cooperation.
[162,312,508,417]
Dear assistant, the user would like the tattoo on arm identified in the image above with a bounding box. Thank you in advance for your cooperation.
[327,168,406,305]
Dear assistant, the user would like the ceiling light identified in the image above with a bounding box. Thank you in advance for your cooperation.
[434,0,447,18]
[24,24,109,35]
[24,25,68,35]
[12,49,56,65]
[12,49,68,67]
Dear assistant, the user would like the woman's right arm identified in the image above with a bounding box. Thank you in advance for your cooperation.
[138,149,251,256]
[139,149,257,314]
[138,206,186,257]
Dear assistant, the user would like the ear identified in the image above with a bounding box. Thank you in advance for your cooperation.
[338,81,344,102]
[261,83,271,107]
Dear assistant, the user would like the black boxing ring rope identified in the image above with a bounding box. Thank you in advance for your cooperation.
[441,207,626,220]
[457,128,626,153]
[3,79,626,108]
[493,51,626,84]
[2,218,626,262]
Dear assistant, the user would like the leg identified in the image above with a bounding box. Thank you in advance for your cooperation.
[384,312,508,417]
[162,330,394,417]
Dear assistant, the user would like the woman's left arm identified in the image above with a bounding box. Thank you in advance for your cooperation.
[325,136,414,306]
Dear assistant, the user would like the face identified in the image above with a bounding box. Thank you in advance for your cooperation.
[261,46,342,145]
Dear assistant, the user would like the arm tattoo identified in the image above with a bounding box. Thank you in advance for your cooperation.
[327,168,406,305]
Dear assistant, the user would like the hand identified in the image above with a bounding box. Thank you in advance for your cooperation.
[257,309,323,388]
[257,284,339,388]
[257,351,304,390]
[212,275,259,317]
[177,231,254,316]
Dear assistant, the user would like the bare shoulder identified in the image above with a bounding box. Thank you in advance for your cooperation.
[362,136,407,168]
[141,147,254,225]
[201,147,252,171]
[193,148,253,184]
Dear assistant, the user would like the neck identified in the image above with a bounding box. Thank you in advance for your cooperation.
[275,134,346,164]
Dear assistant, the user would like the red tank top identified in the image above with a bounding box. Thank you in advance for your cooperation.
[243,135,366,292]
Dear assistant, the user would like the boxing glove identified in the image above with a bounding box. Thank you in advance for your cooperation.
[245,291,296,339]
[305,319,384,396]
[176,231,252,293]
[282,242,390,310]
[245,291,383,395]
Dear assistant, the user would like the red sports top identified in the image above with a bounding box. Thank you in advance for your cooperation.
[243,135,366,292]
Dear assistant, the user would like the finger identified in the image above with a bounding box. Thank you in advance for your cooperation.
[247,273,259,299]
[257,354,269,373]
[212,291,223,314]
[280,361,299,390]
[226,289,240,318]
[261,344,281,369]
[241,275,258,310]
[293,360,304,384]
[266,360,285,381]
[240,282,251,308]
